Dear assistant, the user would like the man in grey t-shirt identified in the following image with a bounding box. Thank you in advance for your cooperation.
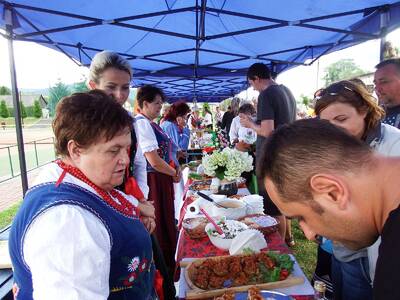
[240,63,296,239]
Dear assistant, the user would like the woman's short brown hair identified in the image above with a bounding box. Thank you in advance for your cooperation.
[53,90,133,157]
[136,85,165,109]
[314,80,385,139]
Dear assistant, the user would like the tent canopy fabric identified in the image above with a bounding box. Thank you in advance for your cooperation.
[1,0,400,102]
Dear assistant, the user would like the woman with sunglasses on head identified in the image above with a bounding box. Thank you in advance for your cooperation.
[314,79,400,300]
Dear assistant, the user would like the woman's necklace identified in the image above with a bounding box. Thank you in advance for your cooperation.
[56,160,139,218]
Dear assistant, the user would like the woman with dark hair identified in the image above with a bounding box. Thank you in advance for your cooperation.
[161,101,191,219]
[314,79,400,300]
[230,103,257,150]
[9,91,155,299]
[161,101,191,166]
[134,85,180,280]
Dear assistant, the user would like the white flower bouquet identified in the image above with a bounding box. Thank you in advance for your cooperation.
[202,148,254,181]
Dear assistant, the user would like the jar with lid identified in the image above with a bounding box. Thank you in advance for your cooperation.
[314,280,327,300]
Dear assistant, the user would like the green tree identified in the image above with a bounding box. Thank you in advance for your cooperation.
[0,86,11,95]
[299,94,312,107]
[20,102,27,119]
[48,80,70,116]
[33,100,42,118]
[0,100,9,118]
[73,80,89,93]
[323,59,365,87]
[202,102,210,117]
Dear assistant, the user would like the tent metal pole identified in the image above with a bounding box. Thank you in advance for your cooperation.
[6,24,29,196]
[379,9,389,62]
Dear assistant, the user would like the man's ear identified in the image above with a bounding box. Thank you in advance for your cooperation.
[67,140,82,163]
[88,80,97,90]
[309,174,349,210]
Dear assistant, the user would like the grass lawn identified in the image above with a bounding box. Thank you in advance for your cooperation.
[0,117,41,127]
[290,219,318,280]
[0,201,21,230]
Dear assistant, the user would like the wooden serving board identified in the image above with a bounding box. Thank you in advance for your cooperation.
[184,255,304,299]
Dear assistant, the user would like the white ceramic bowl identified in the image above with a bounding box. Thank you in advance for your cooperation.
[205,220,248,250]
[212,199,247,220]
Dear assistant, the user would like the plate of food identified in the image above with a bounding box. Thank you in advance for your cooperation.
[239,215,279,235]
[185,160,202,171]
[185,252,303,299]
[183,217,209,239]
[189,179,212,191]
[205,219,248,250]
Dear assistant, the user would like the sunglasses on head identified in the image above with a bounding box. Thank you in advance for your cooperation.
[314,84,358,101]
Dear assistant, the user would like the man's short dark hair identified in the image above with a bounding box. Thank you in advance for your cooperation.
[375,58,400,74]
[247,63,271,80]
[53,90,133,157]
[258,118,373,203]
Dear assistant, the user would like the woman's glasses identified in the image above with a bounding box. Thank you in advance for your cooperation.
[313,84,362,102]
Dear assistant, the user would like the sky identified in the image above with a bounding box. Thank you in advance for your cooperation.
[0,28,399,98]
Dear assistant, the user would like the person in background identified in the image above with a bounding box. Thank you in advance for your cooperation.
[134,85,180,288]
[241,62,296,240]
[9,91,155,299]
[230,103,257,151]
[88,50,154,232]
[314,79,400,300]
[188,107,202,130]
[258,118,400,300]
[374,58,400,128]
[202,105,213,129]
[215,106,224,128]
[161,101,191,166]
[221,98,240,141]
[158,103,171,125]
[161,101,191,220]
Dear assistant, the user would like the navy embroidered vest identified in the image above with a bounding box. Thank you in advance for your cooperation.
[9,182,155,300]
[136,115,173,172]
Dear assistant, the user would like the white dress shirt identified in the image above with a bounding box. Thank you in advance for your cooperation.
[134,114,160,199]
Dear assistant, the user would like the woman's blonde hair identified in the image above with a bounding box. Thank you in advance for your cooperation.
[89,51,132,83]
[314,80,385,139]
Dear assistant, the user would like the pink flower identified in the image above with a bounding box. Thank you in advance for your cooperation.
[127,257,140,272]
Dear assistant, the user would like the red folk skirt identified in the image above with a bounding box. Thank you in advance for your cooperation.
[147,171,177,272]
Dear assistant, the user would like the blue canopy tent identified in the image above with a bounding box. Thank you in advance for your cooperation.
[1,0,400,195]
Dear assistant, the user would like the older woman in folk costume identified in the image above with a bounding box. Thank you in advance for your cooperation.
[9,91,155,299]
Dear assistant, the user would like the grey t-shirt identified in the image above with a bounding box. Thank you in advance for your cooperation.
[256,84,296,153]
